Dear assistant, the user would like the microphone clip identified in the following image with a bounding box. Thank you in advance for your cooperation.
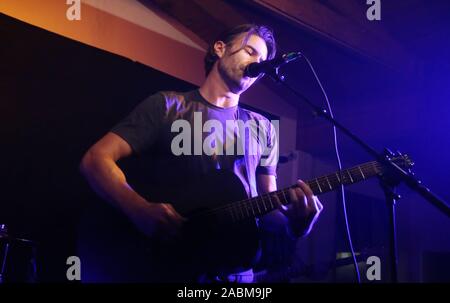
[266,52,302,83]
[267,66,286,83]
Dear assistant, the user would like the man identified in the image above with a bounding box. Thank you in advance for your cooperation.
[79,24,323,282]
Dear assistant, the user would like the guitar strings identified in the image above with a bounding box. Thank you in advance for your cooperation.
[189,161,383,220]
[190,161,382,220]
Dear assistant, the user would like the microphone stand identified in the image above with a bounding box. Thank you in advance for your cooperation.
[265,67,450,283]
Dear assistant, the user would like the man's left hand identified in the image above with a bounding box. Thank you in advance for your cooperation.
[276,180,323,237]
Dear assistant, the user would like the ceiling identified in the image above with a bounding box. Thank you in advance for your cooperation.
[141,0,449,72]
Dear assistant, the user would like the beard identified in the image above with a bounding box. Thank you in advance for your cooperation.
[218,59,249,94]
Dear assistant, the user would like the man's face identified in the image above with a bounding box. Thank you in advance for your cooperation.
[216,33,268,94]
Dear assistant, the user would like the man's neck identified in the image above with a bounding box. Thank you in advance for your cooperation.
[199,70,239,108]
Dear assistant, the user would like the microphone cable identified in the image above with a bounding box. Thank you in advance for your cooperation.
[301,54,362,283]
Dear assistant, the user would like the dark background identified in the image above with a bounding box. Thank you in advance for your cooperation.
[0,13,197,281]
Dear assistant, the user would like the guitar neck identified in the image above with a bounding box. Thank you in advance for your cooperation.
[305,160,382,196]
[224,160,383,221]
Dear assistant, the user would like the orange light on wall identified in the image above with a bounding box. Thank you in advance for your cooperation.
[0,0,206,85]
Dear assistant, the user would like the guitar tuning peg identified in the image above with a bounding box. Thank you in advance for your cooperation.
[383,148,395,157]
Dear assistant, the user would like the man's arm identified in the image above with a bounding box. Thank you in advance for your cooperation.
[80,132,184,239]
[80,132,141,211]
[256,174,323,238]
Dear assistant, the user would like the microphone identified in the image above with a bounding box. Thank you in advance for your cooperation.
[244,51,302,78]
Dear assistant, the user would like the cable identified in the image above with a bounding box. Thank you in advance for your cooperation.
[301,55,361,283]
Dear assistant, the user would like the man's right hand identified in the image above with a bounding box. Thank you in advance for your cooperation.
[127,202,186,241]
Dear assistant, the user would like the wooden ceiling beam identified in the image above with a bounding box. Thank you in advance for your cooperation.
[251,0,416,72]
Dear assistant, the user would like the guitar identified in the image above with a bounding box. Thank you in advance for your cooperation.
[77,153,413,282]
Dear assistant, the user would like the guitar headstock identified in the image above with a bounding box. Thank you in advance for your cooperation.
[378,149,415,185]
[390,151,415,173]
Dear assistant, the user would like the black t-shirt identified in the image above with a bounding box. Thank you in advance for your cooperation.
[111,89,278,198]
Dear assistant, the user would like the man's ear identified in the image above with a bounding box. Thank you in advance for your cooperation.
[213,41,226,58]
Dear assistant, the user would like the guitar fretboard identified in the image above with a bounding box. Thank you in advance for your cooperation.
[306,160,382,195]
[207,160,383,222]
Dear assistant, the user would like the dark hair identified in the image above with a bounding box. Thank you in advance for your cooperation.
[204,24,277,76]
